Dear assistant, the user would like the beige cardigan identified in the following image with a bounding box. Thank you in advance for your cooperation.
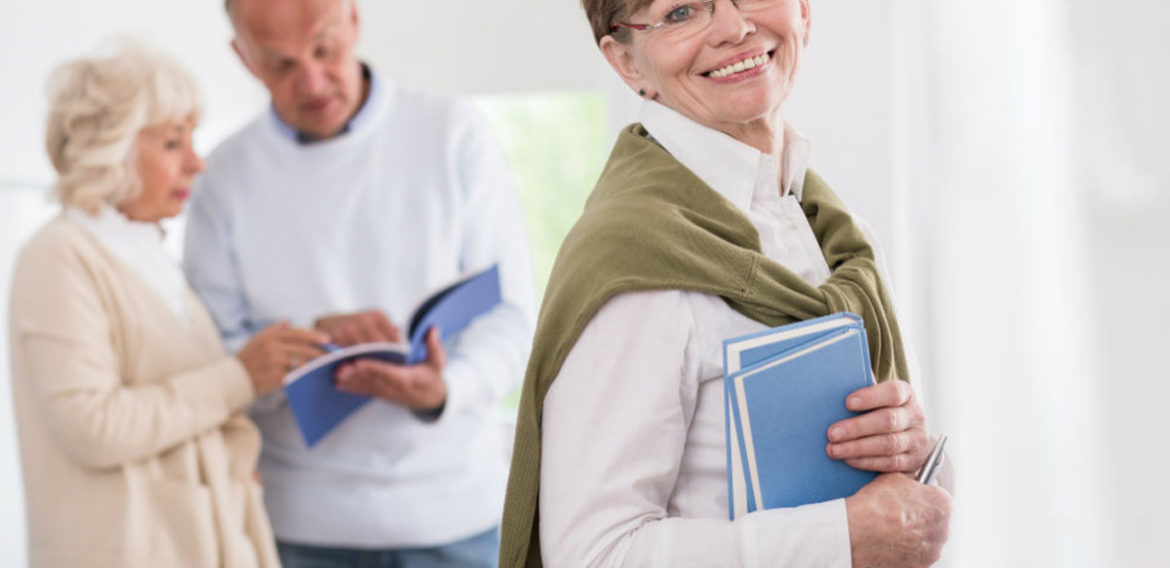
[7,216,279,568]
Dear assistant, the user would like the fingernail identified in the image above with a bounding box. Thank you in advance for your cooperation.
[829,427,842,441]
[847,396,860,409]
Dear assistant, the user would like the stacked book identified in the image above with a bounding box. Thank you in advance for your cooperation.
[723,312,879,519]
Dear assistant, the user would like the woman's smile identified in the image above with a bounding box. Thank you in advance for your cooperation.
[703,49,774,81]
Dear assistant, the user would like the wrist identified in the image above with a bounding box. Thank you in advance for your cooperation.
[412,396,446,422]
[844,494,878,568]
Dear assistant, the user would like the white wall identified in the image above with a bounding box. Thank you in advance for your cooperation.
[0,1,902,564]
[1070,1,1170,565]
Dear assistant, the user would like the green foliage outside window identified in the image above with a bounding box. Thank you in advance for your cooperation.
[474,93,609,410]
[475,93,609,301]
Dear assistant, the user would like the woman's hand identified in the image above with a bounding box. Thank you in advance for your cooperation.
[846,473,952,567]
[826,379,931,473]
[236,321,329,395]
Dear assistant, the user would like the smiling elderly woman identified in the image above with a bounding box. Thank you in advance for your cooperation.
[500,1,952,567]
[7,41,328,568]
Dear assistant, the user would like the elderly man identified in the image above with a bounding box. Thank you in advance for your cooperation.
[182,0,535,566]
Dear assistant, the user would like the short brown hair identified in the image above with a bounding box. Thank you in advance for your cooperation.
[581,0,656,44]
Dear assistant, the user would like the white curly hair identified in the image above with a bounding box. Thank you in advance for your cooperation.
[44,39,202,214]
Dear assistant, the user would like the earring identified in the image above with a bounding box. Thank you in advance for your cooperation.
[638,89,646,97]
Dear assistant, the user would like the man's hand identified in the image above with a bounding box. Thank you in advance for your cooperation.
[334,327,448,413]
[826,379,931,473]
[314,309,402,347]
[846,473,952,567]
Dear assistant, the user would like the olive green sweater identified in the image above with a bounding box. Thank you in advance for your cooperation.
[499,124,908,567]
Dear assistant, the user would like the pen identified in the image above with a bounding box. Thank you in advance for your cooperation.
[916,434,948,485]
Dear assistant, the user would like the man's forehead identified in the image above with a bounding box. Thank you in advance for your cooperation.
[236,0,345,57]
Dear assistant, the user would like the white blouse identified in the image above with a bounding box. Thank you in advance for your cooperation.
[66,204,190,327]
[539,101,905,567]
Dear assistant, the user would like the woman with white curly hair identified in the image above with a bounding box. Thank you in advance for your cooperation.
[7,40,328,567]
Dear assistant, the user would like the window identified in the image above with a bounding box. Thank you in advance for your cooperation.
[473,92,609,411]
[474,92,609,300]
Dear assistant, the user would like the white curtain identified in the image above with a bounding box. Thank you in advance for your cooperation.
[895,1,1170,566]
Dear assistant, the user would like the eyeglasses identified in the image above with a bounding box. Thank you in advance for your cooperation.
[611,0,778,40]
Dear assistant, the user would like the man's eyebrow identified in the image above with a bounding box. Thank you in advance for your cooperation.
[314,12,339,42]
[255,12,340,61]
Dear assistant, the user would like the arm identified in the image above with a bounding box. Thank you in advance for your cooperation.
[183,169,256,354]
[827,218,955,494]
[437,103,536,415]
[11,245,254,470]
[329,105,536,415]
[540,291,852,568]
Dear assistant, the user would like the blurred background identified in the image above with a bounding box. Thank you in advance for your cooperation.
[2,1,1167,566]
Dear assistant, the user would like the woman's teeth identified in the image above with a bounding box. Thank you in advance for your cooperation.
[709,53,771,78]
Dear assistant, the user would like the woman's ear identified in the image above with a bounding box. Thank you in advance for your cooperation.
[800,0,812,44]
[600,36,651,97]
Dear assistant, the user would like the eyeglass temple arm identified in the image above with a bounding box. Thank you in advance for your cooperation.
[611,21,652,32]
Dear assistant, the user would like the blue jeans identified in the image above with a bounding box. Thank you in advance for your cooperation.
[276,527,499,568]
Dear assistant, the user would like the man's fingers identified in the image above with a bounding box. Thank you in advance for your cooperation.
[336,360,407,398]
[352,359,408,385]
[335,375,379,397]
[333,357,443,411]
[846,380,915,412]
[334,327,359,347]
[426,327,446,370]
[372,312,402,343]
[278,327,331,346]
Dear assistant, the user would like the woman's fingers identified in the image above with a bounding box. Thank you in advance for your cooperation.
[845,379,915,412]
[828,428,930,462]
[829,404,924,443]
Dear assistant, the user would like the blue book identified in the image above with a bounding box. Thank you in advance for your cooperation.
[722,313,877,519]
[722,313,865,518]
[283,264,503,447]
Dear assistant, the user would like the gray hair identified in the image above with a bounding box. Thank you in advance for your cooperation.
[44,40,202,214]
[225,0,352,26]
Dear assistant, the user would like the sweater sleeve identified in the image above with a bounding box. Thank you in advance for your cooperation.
[10,237,255,471]
[436,103,536,417]
[183,168,257,354]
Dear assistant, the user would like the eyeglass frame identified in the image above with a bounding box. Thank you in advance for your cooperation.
[610,0,776,35]
[610,0,719,34]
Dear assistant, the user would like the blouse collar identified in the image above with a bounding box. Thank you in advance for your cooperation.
[638,99,811,214]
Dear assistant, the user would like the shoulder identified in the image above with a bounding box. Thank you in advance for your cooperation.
[387,83,478,124]
[382,83,492,146]
[188,114,274,212]
[593,288,696,324]
[199,114,271,182]
[17,216,92,266]
[10,216,104,297]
